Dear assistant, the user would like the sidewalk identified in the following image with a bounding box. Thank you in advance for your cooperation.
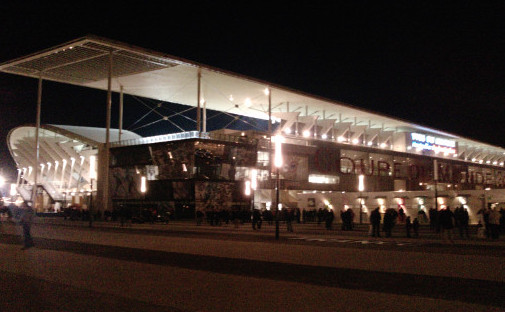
[30,216,505,248]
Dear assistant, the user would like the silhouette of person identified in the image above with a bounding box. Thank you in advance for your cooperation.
[20,203,35,250]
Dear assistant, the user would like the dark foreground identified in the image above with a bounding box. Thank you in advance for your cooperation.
[1,219,504,311]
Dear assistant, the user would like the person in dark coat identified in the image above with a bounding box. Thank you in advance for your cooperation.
[252,208,262,230]
[383,208,398,238]
[20,203,35,250]
[405,216,412,238]
[325,209,335,230]
[439,206,455,243]
[412,217,420,238]
[370,207,381,237]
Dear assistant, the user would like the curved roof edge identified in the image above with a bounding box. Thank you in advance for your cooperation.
[7,124,142,157]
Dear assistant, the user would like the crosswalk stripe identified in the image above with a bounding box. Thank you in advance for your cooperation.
[288,237,415,246]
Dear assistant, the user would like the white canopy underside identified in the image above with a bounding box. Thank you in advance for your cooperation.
[1,35,503,155]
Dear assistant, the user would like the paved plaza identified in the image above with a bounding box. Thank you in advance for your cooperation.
[1,218,504,311]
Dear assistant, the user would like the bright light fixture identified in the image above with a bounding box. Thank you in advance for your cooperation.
[140,176,147,193]
[89,156,97,180]
[251,169,257,190]
[244,180,251,196]
[358,174,365,192]
[10,183,17,196]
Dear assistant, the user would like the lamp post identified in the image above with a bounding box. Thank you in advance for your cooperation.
[358,174,365,224]
[251,169,257,212]
[274,135,283,240]
[141,175,147,218]
[89,155,96,228]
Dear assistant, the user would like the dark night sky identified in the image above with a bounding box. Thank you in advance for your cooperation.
[1,1,505,179]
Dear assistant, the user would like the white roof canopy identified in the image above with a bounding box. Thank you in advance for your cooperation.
[1,35,504,156]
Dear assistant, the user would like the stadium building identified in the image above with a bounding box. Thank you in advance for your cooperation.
[2,36,505,223]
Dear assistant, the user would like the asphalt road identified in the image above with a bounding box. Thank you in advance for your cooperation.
[1,219,504,311]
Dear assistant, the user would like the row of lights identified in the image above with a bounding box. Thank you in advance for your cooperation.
[283,127,395,149]
[229,88,270,107]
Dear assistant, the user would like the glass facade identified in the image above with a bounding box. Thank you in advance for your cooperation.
[108,134,505,221]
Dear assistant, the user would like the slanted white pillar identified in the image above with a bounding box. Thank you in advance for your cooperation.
[16,169,21,187]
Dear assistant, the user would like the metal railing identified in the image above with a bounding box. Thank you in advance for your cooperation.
[110,131,259,147]
[111,131,203,147]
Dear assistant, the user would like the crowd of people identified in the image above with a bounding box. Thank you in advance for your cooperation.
[3,199,505,245]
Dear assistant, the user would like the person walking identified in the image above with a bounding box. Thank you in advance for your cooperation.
[285,209,294,232]
[412,217,420,238]
[20,203,35,250]
[383,208,397,238]
[325,208,335,230]
[439,206,455,243]
[370,207,381,237]
[252,208,261,230]
[489,207,501,240]
[405,216,412,238]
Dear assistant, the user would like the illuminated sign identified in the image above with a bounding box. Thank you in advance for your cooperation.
[410,133,456,154]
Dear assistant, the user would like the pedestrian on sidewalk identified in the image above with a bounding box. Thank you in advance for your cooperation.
[20,202,35,250]
[383,208,397,238]
[489,207,501,240]
[405,216,412,238]
[439,206,455,243]
[412,217,420,238]
[284,209,294,232]
[325,208,334,230]
[370,207,381,237]
[252,208,261,230]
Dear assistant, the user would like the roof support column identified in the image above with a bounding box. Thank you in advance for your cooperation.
[31,74,42,209]
[197,68,201,135]
[119,85,123,142]
[202,99,207,133]
[97,50,113,221]
[267,87,272,181]
[268,87,272,134]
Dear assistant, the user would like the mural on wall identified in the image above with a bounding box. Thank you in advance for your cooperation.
[110,167,143,199]
[195,181,235,211]
[149,142,193,179]
[194,142,257,180]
